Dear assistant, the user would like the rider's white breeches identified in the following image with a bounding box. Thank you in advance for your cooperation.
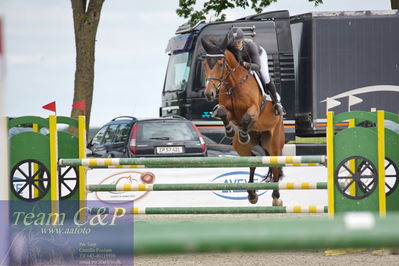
[259,47,270,84]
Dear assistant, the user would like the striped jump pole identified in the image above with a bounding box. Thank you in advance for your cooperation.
[90,206,328,215]
[59,155,326,168]
[87,182,328,192]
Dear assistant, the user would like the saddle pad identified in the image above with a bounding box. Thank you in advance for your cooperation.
[251,71,281,102]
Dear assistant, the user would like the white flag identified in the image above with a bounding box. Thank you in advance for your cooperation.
[326,97,341,112]
[348,95,363,111]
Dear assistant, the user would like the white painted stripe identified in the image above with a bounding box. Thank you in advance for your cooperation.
[286,206,295,213]
[293,183,302,189]
[316,206,325,213]
[307,183,317,189]
[261,156,269,164]
[293,156,302,163]
[116,184,125,191]
[137,207,146,214]
[277,157,286,164]
[344,212,376,230]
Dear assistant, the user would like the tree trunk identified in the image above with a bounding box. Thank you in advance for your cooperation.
[70,0,105,136]
[392,0,399,9]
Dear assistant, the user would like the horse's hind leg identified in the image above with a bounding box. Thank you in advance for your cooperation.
[247,167,258,204]
[271,167,283,206]
[260,131,284,206]
[213,105,235,138]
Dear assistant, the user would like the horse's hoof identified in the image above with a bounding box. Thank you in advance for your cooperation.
[272,198,283,206]
[212,105,226,118]
[248,194,258,204]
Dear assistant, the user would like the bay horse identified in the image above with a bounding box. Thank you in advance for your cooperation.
[201,36,285,206]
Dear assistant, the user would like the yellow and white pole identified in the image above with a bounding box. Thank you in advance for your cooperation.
[326,111,335,218]
[49,115,59,221]
[32,123,40,198]
[78,116,87,222]
[348,119,356,197]
[377,110,386,217]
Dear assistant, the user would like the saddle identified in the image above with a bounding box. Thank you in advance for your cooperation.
[251,71,280,112]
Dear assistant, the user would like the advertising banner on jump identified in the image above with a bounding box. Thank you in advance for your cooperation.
[87,167,328,209]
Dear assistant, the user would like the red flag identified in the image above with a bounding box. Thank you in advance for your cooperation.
[42,101,56,113]
[72,100,86,114]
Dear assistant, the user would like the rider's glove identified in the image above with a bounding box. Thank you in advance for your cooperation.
[242,61,251,69]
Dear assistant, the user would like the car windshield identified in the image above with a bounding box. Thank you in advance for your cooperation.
[163,52,191,92]
[137,121,198,141]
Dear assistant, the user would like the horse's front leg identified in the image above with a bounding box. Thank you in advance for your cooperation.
[247,167,258,204]
[238,107,259,144]
[213,105,235,138]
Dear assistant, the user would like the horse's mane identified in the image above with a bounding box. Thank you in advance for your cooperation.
[224,49,240,66]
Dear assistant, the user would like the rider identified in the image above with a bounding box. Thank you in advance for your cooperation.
[227,27,285,116]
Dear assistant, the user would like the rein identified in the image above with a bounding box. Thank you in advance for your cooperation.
[205,52,266,118]
[205,53,252,121]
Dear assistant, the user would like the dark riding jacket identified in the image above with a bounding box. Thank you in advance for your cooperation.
[227,40,262,72]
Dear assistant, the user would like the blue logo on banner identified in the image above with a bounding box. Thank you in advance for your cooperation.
[211,171,267,200]
[201,112,212,118]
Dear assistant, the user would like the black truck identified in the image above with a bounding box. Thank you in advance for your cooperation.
[160,10,399,154]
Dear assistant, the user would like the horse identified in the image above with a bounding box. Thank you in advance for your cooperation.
[201,36,285,206]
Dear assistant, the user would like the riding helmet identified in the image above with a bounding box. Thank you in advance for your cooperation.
[229,27,244,43]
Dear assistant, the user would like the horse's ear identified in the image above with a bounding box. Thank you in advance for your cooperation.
[220,34,229,52]
[201,38,214,54]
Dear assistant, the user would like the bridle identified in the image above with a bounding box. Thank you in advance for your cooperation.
[204,53,250,96]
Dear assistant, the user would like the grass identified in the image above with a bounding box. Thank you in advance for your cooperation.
[288,136,326,144]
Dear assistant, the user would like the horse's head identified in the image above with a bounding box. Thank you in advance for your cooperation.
[201,35,229,102]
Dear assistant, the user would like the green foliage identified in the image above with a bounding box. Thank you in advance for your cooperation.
[177,0,323,24]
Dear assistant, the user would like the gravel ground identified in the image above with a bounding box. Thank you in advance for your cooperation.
[134,250,399,266]
[133,213,399,266]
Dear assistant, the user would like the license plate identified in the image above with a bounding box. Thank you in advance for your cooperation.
[156,146,184,154]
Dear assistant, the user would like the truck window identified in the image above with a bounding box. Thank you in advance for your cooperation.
[164,52,191,92]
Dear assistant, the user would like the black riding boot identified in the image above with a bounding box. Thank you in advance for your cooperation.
[258,73,286,116]
[266,80,286,116]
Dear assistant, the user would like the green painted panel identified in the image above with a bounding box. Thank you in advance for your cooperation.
[334,127,380,213]
[57,131,80,205]
[382,129,399,211]
[384,111,399,124]
[57,116,78,128]
[8,116,49,129]
[335,111,377,125]
[10,132,51,201]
